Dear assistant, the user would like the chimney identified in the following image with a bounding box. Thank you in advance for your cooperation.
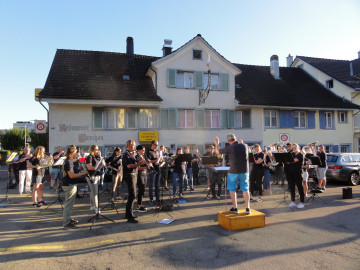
[358,50,360,59]
[126,36,134,60]
[286,54,293,67]
[162,39,173,56]
[350,62,354,77]
[270,55,280,79]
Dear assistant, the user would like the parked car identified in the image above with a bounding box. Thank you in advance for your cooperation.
[326,153,360,186]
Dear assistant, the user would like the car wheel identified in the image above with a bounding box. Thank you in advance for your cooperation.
[348,172,359,186]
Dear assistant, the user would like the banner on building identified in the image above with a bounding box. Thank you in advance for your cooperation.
[139,132,159,142]
[35,120,47,134]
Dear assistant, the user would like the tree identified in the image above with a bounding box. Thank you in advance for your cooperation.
[29,130,49,151]
[0,128,25,151]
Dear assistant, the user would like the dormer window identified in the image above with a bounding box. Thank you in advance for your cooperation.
[193,50,202,60]
[326,79,333,89]
[123,74,130,81]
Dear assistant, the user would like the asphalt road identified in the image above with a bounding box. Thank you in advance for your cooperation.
[0,165,359,270]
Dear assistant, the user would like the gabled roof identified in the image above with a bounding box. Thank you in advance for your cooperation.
[295,56,360,89]
[151,34,241,75]
[41,49,162,101]
[234,64,360,110]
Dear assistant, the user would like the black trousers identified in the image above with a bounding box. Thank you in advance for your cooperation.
[250,166,264,196]
[288,170,305,203]
[124,173,137,218]
[137,171,147,206]
[210,171,223,197]
[193,165,199,184]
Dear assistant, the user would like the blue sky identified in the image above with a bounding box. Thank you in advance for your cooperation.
[1,0,359,129]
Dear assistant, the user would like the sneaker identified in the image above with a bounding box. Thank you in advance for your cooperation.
[246,208,251,215]
[216,196,221,200]
[178,194,184,199]
[321,187,326,191]
[127,217,138,223]
[137,206,147,213]
[297,203,305,209]
[32,203,41,208]
[256,198,262,202]
[288,202,296,207]
[49,187,53,191]
[250,198,256,202]
[38,201,47,206]
[115,196,124,200]
[190,188,195,191]
[229,207,239,214]
[90,206,95,210]
[70,218,79,224]
[64,223,77,229]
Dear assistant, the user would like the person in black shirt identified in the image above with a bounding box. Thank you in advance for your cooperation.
[316,145,327,191]
[249,144,264,202]
[302,146,312,197]
[18,147,32,194]
[159,145,170,191]
[283,143,293,186]
[203,145,216,190]
[62,145,89,229]
[86,145,105,214]
[135,145,150,213]
[184,146,194,191]
[146,140,162,203]
[192,149,201,185]
[288,144,305,208]
[122,140,146,223]
[171,147,186,198]
[106,147,123,201]
[50,146,65,191]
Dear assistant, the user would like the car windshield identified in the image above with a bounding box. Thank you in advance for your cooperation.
[351,155,360,162]
[327,155,338,162]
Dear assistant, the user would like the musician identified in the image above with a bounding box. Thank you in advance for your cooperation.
[316,145,327,191]
[49,146,65,191]
[146,140,162,204]
[262,149,272,195]
[86,145,105,214]
[249,144,264,202]
[171,147,186,198]
[209,157,224,200]
[18,147,32,194]
[283,143,293,186]
[122,140,146,223]
[273,145,285,185]
[288,144,305,208]
[136,145,148,212]
[192,149,201,185]
[159,145,170,191]
[214,134,251,215]
[302,147,312,197]
[62,145,89,229]
[203,145,216,190]
[184,147,195,191]
[27,146,50,207]
[106,147,123,201]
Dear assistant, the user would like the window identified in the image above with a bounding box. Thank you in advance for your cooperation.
[341,155,351,162]
[205,110,220,128]
[326,79,334,89]
[325,145,331,153]
[104,108,137,129]
[338,111,348,123]
[340,145,350,153]
[176,71,193,88]
[203,73,219,90]
[139,109,159,129]
[264,110,278,127]
[235,110,251,128]
[178,109,195,128]
[193,50,202,60]
[294,111,306,128]
[325,112,333,128]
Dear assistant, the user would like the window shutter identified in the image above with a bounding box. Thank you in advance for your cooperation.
[280,110,294,128]
[221,109,228,129]
[242,110,251,128]
[160,109,169,129]
[194,71,203,89]
[220,73,229,90]
[168,108,177,129]
[307,111,315,129]
[227,110,235,129]
[196,109,205,128]
[167,69,176,87]
[319,111,326,129]
[331,145,339,153]
[93,107,104,129]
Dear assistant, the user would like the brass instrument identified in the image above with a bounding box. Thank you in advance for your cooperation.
[38,154,54,170]
[264,144,278,167]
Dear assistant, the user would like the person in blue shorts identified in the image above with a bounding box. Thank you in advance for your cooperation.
[214,134,251,214]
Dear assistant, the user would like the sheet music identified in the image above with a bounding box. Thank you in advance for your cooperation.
[213,166,230,172]
[53,157,66,166]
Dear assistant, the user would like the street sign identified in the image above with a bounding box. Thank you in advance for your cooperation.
[35,120,47,134]
[279,133,290,144]
[35,88,42,101]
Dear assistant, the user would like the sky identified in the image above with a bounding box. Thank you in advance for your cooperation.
[0,0,359,130]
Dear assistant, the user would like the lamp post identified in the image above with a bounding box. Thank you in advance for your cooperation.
[16,121,32,148]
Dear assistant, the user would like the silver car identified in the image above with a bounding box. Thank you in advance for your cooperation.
[326,153,360,186]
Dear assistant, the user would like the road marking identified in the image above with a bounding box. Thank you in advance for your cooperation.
[0,239,114,252]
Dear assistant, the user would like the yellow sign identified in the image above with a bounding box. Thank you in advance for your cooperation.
[35,88,43,101]
[139,132,159,142]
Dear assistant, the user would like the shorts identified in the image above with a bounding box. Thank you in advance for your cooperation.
[302,171,309,182]
[316,167,327,180]
[227,173,249,192]
[33,175,45,185]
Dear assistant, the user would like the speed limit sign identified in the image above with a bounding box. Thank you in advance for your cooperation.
[279,133,290,144]
[35,120,47,134]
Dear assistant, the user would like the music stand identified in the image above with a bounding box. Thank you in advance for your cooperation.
[273,153,294,210]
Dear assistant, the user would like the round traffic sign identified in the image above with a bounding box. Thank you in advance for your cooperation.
[36,122,45,131]
[280,134,288,142]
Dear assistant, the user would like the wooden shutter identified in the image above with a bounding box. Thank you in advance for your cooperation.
[196,109,205,128]
[227,110,235,129]
[93,107,104,129]
[167,69,176,87]
[194,71,203,89]
[242,110,251,128]
[220,73,229,90]
[307,111,316,129]
[319,111,326,129]
[221,109,228,129]
[280,110,294,128]
[331,145,339,153]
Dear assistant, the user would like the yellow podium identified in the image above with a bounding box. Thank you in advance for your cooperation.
[218,209,265,231]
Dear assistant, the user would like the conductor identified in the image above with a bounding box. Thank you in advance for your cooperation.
[214,134,251,214]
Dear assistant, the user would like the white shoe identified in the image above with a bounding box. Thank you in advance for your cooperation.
[90,206,95,210]
[297,203,305,209]
[288,202,296,207]
[96,210,101,214]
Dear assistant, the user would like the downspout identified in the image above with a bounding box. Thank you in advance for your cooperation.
[39,99,50,150]
[149,65,157,92]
